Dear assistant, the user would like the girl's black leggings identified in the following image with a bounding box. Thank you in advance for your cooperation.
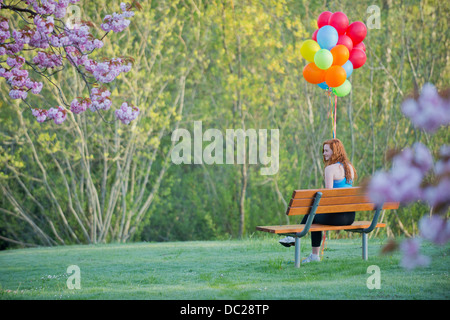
[301,212,355,247]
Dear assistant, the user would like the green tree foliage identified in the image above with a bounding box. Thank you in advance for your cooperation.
[1,0,449,248]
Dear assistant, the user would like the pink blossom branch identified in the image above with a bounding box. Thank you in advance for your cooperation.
[369,83,450,270]
[1,0,140,125]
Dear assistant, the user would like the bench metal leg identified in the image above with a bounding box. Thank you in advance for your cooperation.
[294,237,301,268]
[291,192,321,268]
[362,233,368,260]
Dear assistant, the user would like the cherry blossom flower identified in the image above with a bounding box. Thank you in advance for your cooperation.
[423,178,450,213]
[434,145,450,176]
[70,97,91,114]
[84,58,132,83]
[419,216,450,246]
[6,56,25,68]
[90,87,112,111]
[401,83,450,133]
[27,79,43,94]
[367,142,432,206]
[115,102,140,124]
[399,238,430,270]
[101,3,135,33]
[33,51,64,69]
[31,108,48,123]
[0,16,10,43]
[47,106,67,124]
[34,15,54,35]
[9,89,28,100]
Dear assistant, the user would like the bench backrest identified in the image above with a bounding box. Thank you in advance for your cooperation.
[286,187,399,216]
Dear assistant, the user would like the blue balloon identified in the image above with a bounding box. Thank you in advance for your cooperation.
[317,25,339,50]
[317,82,329,90]
[342,60,353,78]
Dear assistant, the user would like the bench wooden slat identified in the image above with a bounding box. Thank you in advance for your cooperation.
[292,187,361,199]
[289,195,371,207]
[256,221,387,234]
[287,202,399,216]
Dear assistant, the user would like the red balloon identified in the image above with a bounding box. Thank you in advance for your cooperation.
[317,11,332,28]
[346,21,367,45]
[336,34,353,52]
[312,29,318,41]
[329,12,349,35]
[349,48,366,69]
[354,41,366,52]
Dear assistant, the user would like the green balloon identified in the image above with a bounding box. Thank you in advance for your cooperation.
[314,49,333,70]
[332,79,352,97]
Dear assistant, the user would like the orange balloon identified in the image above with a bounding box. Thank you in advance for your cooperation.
[330,45,349,66]
[303,63,326,84]
[325,65,347,87]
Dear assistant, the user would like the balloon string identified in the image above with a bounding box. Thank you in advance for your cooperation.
[327,91,333,138]
[331,100,334,138]
[320,231,327,261]
[328,91,335,139]
[333,95,337,139]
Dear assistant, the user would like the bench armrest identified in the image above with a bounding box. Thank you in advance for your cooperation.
[351,204,384,234]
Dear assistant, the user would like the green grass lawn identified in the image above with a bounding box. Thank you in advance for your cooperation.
[0,236,448,300]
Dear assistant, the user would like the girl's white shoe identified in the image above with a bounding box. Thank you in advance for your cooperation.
[302,253,320,263]
[279,236,296,247]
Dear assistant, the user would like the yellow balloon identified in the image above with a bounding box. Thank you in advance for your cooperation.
[300,40,320,62]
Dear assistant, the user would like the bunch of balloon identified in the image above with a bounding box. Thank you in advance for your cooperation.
[300,11,367,137]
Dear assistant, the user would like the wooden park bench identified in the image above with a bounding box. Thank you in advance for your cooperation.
[256,187,399,267]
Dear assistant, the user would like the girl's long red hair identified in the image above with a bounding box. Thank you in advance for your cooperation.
[322,139,357,183]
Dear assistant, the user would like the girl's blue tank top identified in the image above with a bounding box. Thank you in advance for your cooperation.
[333,162,353,188]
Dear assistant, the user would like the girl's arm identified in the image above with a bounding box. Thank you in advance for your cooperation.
[324,165,334,189]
